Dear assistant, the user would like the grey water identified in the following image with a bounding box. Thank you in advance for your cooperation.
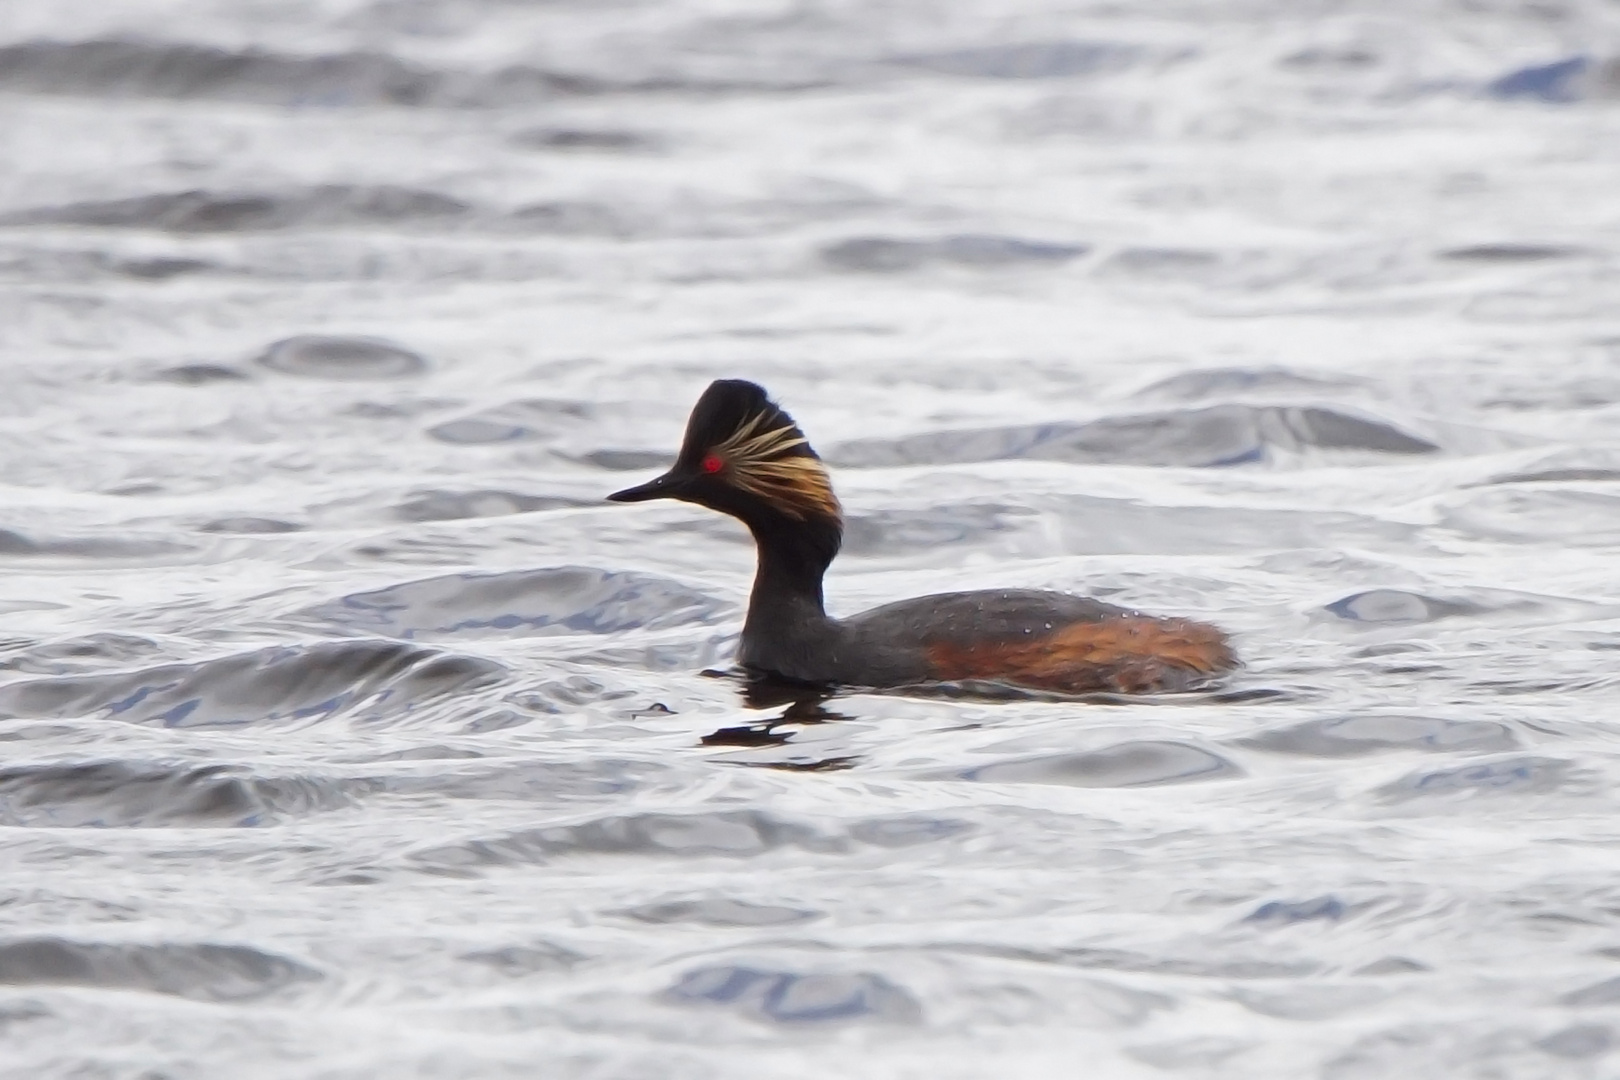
[1,1,1619,1076]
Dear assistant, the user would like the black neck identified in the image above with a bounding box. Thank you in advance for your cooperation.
[737,512,842,677]
[743,514,836,616]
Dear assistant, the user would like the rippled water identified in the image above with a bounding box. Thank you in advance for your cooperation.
[2,1,1619,1076]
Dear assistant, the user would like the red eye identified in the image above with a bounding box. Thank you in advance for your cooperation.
[701,454,723,474]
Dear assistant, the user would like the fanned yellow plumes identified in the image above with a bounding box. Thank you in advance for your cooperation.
[713,411,841,523]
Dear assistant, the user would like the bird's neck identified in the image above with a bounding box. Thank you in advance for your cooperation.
[737,514,842,678]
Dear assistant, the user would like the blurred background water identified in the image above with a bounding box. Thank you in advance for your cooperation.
[1,1,1619,1076]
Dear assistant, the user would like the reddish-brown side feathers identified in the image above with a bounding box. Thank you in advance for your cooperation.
[926,616,1236,694]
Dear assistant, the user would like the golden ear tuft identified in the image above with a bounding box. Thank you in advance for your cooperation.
[714,411,841,523]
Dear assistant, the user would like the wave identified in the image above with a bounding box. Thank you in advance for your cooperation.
[0,38,817,107]
[961,741,1241,787]
[664,964,921,1024]
[831,404,1438,468]
[0,640,503,727]
[0,938,319,1001]
[412,809,970,870]
[822,234,1088,272]
[302,566,727,641]
[0,760,357,827]
[1,185,471,233]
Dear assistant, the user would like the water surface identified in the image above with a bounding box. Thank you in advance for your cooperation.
[2,1,1620,1077]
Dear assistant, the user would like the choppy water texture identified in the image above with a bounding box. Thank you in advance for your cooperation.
[1,1,1619,1076]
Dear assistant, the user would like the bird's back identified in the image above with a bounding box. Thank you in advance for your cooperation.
[833,588,1234,694]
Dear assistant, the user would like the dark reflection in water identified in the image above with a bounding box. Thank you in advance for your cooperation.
[721,671,834,711]
[702,692,860,772]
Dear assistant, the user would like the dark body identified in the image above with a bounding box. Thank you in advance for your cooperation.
[743,587,1229,694]
[611,380,1235,695]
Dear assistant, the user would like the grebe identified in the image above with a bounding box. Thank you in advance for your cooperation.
[609,379,1235,694]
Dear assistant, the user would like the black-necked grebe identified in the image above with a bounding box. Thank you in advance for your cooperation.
[609,379,1236,694]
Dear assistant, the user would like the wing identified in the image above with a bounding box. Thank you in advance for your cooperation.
[841,589,1135,651]
[838,589,1232,694]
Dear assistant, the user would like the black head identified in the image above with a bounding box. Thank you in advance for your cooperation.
[608,379,842,552]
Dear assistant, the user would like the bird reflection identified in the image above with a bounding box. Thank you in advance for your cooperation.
[697,675,859,770]
[699,667,835,710]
